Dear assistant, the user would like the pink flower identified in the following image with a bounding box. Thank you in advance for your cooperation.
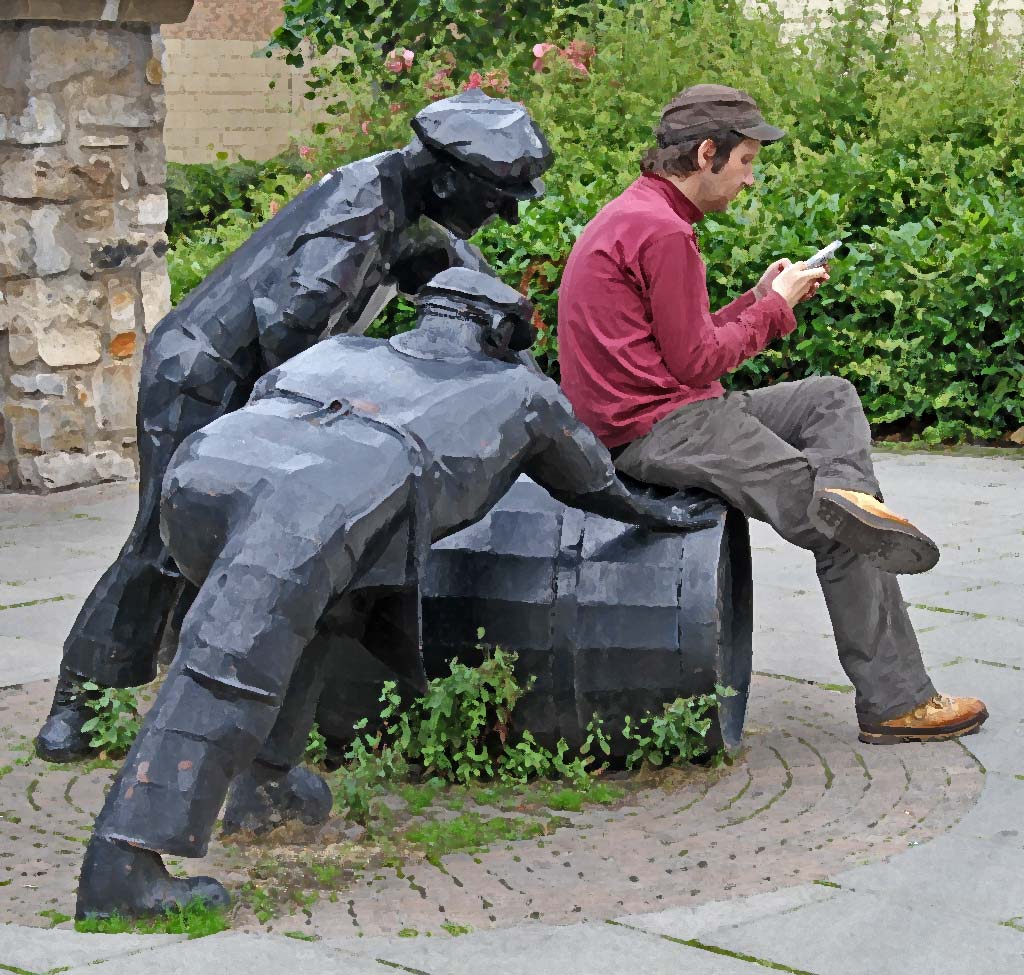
[303,173,313,182]
[298,145,314,160]
[268,200,280,217]
[385,48,415,74]
[483,69,510,95]
[389,101,404,114]
[532,42,557,58]
[361,120,371,135]
[462,70,484,90]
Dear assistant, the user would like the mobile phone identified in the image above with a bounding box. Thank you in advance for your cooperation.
[805,239,841,269]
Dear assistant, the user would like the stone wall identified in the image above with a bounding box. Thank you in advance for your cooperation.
[0,3,189,492]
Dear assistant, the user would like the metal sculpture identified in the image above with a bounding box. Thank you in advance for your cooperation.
[75,269,716,920]
[38,91,554,763]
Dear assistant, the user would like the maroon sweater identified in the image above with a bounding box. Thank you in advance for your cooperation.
[557,174,796,448]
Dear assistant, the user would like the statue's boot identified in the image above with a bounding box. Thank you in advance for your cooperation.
[221,763,333,837]
[811,488,939,575]
[35,676,101,763]
[76,836,230,921]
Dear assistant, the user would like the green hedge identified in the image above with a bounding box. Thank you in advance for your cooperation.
[167,0,1024,443]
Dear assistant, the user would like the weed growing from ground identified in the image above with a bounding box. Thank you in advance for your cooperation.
[74,898,229,937]
[80,683,141,757]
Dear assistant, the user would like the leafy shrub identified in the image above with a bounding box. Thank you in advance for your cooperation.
[331,633,731,822]
[168,0,1024,442]
[80,683,141,756]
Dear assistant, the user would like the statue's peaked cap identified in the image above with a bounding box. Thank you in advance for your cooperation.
[412,90,552,195]
[416,268,534,324]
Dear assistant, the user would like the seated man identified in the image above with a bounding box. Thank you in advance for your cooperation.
[557,83,987,745]
[75,269,716,921]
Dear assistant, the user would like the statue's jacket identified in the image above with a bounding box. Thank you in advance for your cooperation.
[163,332,621,689]
[141,151,480,441]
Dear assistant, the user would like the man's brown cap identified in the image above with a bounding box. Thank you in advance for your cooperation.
[657,84,786,146]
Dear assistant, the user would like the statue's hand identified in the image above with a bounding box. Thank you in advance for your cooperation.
[639,492,724,533]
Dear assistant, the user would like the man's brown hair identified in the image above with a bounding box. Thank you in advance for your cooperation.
[640,128,747,177]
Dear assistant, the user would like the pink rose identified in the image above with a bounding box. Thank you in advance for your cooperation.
[403,49,415,67]
[361,120,371,135]
[462,70,483,90]
[532,42,557,58]
[298,145,314,159]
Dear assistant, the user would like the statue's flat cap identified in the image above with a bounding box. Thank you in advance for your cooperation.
[416,268,534,323]
[412,90,552,197]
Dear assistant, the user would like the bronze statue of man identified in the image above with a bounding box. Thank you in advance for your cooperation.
[75,269,716,920]
[38,91,554,762]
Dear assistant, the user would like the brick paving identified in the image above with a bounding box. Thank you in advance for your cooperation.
[0,447,1021,972]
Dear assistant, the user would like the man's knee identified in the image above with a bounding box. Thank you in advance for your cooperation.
[806,375,863,410]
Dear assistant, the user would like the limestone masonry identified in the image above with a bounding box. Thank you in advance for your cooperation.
[0,2,193,492]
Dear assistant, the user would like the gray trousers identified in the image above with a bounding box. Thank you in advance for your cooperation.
[615,376,936,721]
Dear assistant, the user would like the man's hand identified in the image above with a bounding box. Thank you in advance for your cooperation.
[753,258,791,301]
[770,261,830,309]
[637,492,724,533]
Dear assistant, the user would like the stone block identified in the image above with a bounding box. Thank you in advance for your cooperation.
[20,448,136,490]
[0,201,74,278]
[26,25,132,88]
[106,275,139,326]
[136,191,168,226]
[1,1,195,24]
[78,93,159,128]
[9,371,68,396]
[4,399,86,453]
[0,147,136,202]
[2,94,64,145]
[140,263,171,331]
[92,362,137,430]
[136,130,166,187]
[3,276,105,367]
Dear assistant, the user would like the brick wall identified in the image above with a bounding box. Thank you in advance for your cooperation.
[162,0,326,163]
[161,0,283,41]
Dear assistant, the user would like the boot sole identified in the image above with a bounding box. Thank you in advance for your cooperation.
[858,708,988,745]
[814,494,940,575]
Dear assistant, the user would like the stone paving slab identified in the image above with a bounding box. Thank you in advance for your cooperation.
[0,924,185,973]
[329,922,761,975]
[614,882,834,940]
[0,450,1019,970]
[698,889,1024,974]
[832,832,1024,923]
[61,932,391,975]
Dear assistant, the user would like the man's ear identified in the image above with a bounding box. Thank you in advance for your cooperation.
[431,167,458,200]
[697,138,717,171]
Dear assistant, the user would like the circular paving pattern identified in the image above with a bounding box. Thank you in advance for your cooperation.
[0,674,983,936]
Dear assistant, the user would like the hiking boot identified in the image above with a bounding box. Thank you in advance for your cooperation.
[812,488,940,574]
[35,676,102,763]
[76,835,230,921]
[859,694,988,745]
[221,764,333,837]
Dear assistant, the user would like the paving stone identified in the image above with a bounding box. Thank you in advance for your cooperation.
[0,597,86,646]
[62,932,389,975]
[0,923,185,972]
[833,833,1024,923]
[614,883,834,940]
[0,635,64,686]
[331,922,759,975]
[701,890,1024,974]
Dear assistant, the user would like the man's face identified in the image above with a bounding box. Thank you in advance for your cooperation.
[426,166,520,238]
[696,138,761,212]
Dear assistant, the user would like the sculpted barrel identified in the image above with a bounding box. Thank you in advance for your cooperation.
[316,476,753,758]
